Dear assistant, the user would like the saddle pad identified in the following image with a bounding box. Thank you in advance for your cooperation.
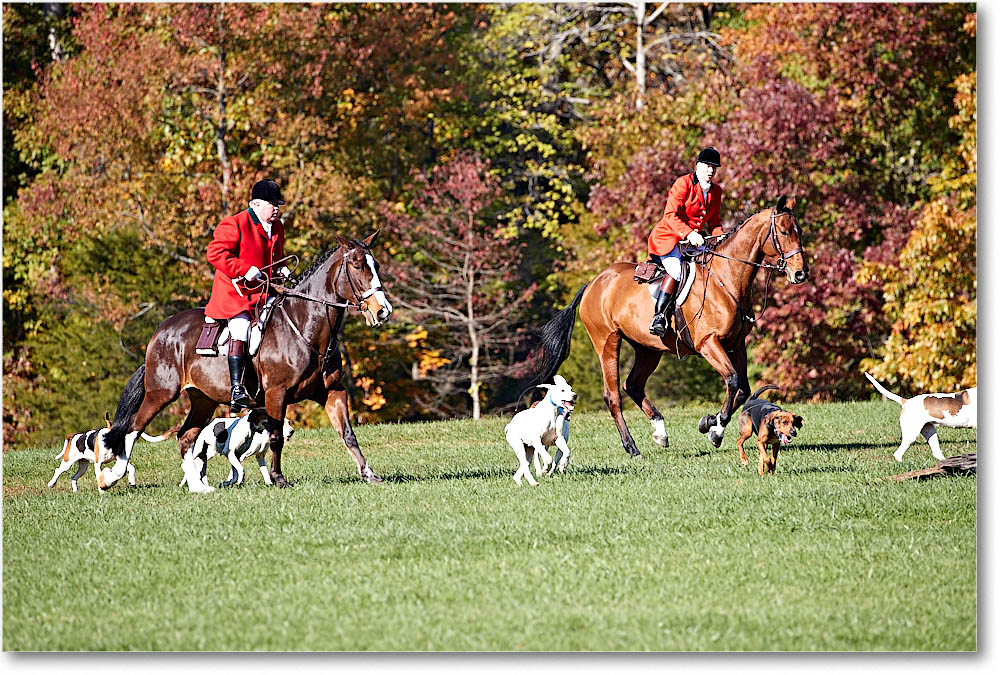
[647,260,697,306]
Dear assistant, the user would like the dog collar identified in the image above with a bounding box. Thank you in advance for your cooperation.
[548,392,566,417]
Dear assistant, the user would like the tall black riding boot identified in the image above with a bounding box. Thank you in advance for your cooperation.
[228,339,250,413]
[649,275,679,336]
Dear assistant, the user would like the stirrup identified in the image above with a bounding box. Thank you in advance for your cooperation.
[650,314,668,336]
[230,384,250,412]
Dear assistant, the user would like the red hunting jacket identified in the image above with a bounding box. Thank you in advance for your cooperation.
[647,173,724,256]
[205,208,285,320]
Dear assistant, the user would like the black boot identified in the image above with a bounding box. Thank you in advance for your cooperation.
[649,275,679,336]
[228,339,250,413]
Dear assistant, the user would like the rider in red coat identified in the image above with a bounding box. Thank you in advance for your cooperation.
[202,179,290,411]
[646,147,725,336]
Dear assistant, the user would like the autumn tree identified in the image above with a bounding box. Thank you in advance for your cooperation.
[858,13,977,392]
[383,152,536,419]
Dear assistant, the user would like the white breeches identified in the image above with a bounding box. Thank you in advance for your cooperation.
[227,312,252,342]
[654,246,683,281]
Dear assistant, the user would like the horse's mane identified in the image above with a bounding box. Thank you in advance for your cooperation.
[286,238,374,289]
[716,203,795,253]
[287,247,338,289]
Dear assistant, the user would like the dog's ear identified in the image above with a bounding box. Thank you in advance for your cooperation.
[553,374,568,387]
[536,383,552,391]
[792,415,804,429]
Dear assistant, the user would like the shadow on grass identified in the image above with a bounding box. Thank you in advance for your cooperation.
[314,462,643,485]
[794,442,895,453]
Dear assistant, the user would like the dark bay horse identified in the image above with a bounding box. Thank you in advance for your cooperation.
[531,196,809,457]
[100,232,392,491]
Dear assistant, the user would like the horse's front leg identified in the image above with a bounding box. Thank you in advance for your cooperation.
[696,336,745,448]
[321,387,383,484]
[263,389,292,487]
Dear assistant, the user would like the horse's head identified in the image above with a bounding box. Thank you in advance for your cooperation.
[763,195,809,284]
[333,231,393,327]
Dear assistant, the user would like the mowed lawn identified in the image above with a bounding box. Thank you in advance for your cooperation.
[3,400,976,651]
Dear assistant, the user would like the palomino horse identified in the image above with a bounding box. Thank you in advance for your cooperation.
[530,196,808,457]
[100,232,392,492]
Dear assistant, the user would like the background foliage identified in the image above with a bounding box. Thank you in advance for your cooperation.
[3,3,976,448]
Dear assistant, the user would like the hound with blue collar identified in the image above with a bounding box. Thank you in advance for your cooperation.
[504,375,578,486]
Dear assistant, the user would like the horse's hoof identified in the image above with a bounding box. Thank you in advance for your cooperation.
[363,471,384,484]
[698,415,714,434]
[652,433,669,448]
[271,474,291,488]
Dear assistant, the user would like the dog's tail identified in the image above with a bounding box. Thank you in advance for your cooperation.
[745,384,779,405]
[864,372,905,406]
[517,284,588,391]
[141,423,181,443]
[105,365,146,458]
[55,435,73,460]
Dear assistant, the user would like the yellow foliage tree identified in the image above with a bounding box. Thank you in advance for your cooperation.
[858,14,976,392]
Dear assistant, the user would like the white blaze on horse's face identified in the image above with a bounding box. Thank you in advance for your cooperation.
[360,253,392,327]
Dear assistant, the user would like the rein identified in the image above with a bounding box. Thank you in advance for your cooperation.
[701,208,801,273]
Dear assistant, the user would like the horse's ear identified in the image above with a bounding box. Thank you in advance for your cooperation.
[776,195,796,212]
[776,195,787,212]
[362,229,381,248]
[335,233,353,249]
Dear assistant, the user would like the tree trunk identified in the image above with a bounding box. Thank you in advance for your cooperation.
[215,7,232,214]
[634,1,647,110]
[465,221,481,420]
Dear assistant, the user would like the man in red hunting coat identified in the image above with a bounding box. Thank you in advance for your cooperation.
[646,146,725,336]
[201,179,291,411]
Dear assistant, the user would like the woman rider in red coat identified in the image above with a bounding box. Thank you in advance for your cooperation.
[646,147,725,336]
[202,179,291,411]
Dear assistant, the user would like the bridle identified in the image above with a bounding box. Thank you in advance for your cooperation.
[698,208,802,273]
[266,248,379,313]
[765,208,802,274]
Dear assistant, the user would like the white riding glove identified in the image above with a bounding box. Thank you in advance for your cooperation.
[278,266,292,280]
[244,266,263,281]
[685,231,705,247]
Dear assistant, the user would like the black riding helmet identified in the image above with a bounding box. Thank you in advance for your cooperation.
[251,179,286,206]
[697,147,721,167]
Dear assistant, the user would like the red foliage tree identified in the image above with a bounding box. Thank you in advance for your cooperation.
[383,152,537,419]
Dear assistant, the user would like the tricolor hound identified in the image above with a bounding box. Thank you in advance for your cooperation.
[179,411,294,492]
[865,372,977,462]
[48,413,136,492]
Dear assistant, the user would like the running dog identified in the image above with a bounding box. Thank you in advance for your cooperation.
[48,413,136,492]
[865,372,976,462]
[179,411,293,491]
[735,385,804,476]
[504,375,577,486]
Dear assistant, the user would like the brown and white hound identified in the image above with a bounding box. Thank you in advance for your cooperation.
[735,385,804,476]
[865,373,976,462]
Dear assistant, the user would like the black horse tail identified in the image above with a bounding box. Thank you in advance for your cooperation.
[529,283,588,388]
[746,384,779,404]
[105,364,146,457]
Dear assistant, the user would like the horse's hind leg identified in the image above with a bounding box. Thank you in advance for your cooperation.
[177,390,218,493]
[100,387,178,490]
[624,343,668,448]
[696,336,746,448]
[593,330,642,458]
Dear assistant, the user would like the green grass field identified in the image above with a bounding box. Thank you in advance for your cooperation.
[2,400,976,651]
